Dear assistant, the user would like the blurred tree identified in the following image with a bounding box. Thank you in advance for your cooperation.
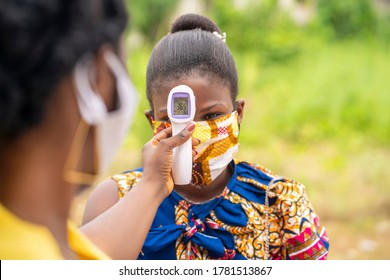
[206,0,304,64]
[316,0,378,39]
[127,0,180,43]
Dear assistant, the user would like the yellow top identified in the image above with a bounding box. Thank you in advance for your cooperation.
[0,203,109,260]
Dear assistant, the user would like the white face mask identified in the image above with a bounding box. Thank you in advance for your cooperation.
[65,50,137,185]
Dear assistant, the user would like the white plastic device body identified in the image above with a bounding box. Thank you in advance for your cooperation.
[167,85,196,185]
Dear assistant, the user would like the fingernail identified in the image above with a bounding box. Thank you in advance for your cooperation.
[186,122,195,132]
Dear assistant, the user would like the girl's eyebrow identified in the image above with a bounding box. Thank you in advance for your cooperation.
[157,103,227,114]
[198,103,226,113]
[158,108,167,114]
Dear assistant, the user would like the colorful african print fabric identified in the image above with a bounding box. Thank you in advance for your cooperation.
[113,160,329,260]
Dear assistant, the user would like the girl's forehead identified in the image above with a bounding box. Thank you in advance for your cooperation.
[152,76,232,108]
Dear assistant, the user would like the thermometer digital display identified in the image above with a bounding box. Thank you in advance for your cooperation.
[167,85,196,185]
[173,97,189,116]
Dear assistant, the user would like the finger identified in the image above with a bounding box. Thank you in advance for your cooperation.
[151,127,173,145]
[161,122,195,149]
[192,137,200,147]
[192,149,199,158]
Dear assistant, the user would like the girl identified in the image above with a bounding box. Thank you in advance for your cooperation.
[83,13,329,260]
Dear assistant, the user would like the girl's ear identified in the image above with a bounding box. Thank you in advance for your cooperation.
[235,99,245,125]
[144,110,154,128]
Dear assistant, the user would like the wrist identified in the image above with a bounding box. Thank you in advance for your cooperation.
[138,174,169,203]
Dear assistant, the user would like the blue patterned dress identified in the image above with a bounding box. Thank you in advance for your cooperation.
[112,160,329,260]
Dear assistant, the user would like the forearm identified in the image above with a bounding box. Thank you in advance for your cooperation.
[80,177,166,260]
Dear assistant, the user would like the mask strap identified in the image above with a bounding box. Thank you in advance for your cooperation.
[63,54,105,185]
[73,54,107,124]
[63,119,98,185]
[103,50,137,114]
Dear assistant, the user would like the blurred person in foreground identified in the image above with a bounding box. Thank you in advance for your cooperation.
[83,14,330,260]
[0,0,196,260]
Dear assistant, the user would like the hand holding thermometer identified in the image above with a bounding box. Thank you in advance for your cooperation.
[167,85,196,185]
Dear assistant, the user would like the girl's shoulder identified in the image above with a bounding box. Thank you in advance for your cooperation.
[234,159,308,202]
[235,160,278,177]
[111,168,143,198]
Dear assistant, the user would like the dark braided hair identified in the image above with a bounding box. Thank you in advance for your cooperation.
[146,13,238,107]
[0,0,128,141]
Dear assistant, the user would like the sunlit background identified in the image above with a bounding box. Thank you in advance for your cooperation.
[71,0,390,260]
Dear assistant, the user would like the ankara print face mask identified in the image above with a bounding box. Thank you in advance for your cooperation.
[152,111,239,187]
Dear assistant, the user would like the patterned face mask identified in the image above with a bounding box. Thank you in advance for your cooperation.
[152,111,239,187]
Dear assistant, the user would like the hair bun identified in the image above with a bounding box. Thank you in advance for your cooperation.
[170,13,221,34]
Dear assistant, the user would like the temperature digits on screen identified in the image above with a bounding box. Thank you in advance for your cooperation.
[174,97,189,116]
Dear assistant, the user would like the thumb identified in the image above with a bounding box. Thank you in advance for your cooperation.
[163,122,195,149]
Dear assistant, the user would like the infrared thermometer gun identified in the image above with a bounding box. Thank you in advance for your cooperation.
[167,85,196,185]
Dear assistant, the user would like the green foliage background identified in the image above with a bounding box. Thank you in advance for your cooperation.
[74,0,390,260]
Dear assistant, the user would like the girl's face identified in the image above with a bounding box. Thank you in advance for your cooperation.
[145,74,245,188]
[146,74,244,124]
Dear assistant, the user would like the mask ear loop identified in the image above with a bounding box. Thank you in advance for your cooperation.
[63,55,104,185]
[73,55,107,125]
[63,120,98,185]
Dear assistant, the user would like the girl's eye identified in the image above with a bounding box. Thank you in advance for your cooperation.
[203,113,221,120]
[161,117,171,123]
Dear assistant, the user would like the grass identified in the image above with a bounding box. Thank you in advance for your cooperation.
[72,38,390,260]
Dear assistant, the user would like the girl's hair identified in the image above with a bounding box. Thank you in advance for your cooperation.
[0,0,127,141]
[146,13,238,106]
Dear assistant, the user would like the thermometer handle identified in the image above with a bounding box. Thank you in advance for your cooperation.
[172,122,192,185]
